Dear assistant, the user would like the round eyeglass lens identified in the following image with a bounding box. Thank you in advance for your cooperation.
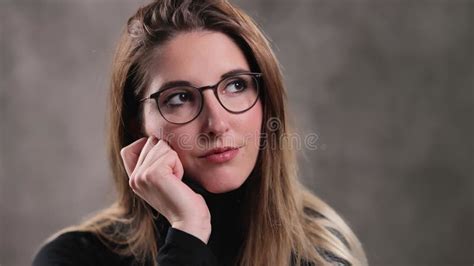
[218,74,259,112]
[157,86,202,124]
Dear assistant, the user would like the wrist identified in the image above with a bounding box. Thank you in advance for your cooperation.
[171,220,212,244]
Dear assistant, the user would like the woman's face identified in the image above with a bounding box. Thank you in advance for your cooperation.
[142,31,263,193]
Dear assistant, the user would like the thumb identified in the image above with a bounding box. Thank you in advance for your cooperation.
[120,137,147,176]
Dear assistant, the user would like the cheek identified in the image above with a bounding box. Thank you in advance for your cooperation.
[166,130,196,155]
[143,109,177,142]
[150,124,197,158]
[142,108,197,161]
[237,101,263,156]
[148,124,195,151]
[243,101,263,136]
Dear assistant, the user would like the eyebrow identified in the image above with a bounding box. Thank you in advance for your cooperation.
[156,68,251,92]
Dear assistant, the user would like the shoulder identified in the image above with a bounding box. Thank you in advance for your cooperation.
[32,231,132,266]
[301,206,352,265]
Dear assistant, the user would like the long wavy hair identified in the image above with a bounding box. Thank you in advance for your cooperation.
[57,0,367,265]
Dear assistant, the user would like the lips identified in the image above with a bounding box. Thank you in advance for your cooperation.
[199,146,240,163]
[199,146,239,157]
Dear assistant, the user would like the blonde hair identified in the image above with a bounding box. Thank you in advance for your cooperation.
[53,0,368,265]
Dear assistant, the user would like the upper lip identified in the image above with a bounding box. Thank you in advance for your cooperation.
[199,146,239,157]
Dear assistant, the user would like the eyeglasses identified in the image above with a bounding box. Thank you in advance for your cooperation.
[139,72,262,124]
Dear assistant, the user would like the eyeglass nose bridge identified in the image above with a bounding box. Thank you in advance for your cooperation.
[196,82,220,96]
[195,83,226,110]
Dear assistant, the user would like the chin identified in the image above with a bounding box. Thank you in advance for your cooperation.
[198,173,248,194]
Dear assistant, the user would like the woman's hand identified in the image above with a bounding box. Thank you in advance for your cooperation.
[120,136,211,243]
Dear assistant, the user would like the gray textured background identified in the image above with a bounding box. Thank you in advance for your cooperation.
[1,0,473,265]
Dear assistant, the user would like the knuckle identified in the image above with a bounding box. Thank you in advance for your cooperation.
[120,147,128,159]
[131,169,147,185]
[129,176,137,190]
[141,169,153,183]
[157,140,170,151]
[167,149,178,157]
[129,171,137,180]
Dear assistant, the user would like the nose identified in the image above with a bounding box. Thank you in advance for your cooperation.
[199,90,229,136]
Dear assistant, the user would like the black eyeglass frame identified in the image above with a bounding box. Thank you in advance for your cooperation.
[139,72,262,125]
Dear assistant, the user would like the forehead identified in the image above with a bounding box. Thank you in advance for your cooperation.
[149,31,250,90]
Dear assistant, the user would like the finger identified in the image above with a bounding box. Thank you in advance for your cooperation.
[140,139,172,168]
[146,150,186,192]
[130,149,183,198]
[135,136,159,171]
[166,149,184,180]
[120,137,147,176]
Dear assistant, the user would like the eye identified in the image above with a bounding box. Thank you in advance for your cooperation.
[163,91,193,107]
[224,78,248,94]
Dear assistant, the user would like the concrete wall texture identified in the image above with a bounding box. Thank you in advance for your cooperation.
[1,0,473,265]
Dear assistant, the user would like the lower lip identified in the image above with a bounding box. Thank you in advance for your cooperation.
[202,148,239,163]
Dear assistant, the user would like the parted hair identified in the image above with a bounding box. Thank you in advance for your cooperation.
[54,0,368,265]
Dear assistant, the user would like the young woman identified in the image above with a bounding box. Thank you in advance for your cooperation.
[33,0,367,265]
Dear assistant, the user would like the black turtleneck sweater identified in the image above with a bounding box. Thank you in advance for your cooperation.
[156,177,248,266]
[33,178,350,266]
[33,179,248,266]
